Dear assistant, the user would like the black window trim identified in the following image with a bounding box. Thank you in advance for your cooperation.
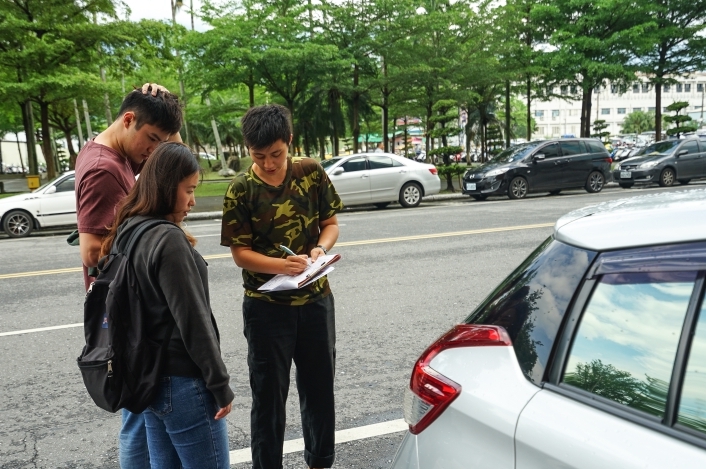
[544,246,706,449]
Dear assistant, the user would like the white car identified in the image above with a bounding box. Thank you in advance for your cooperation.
[321,153,440,209]
[0,171,76,238]
[392,188,706,468]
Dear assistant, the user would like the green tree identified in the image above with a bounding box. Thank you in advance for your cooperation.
[564,359,644,406]
[664,101,697,137]
[592,119,611,142]
[536,0,652,137]
[640,0,706,141]
[621,110,657,134]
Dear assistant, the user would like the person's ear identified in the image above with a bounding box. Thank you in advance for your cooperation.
[288,134,293,145]
[122,111,136,129]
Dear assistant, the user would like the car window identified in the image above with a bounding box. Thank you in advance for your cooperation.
[465,239,596,385]
[537,142,561,158]
[562,271,697,418]
[368,155,402,169]
[321,158,341,171]
[54,176,75,193]
[560,141,586,156]
[341,157,367,172]
[642,140,681,156]
[679,141,699,155]
[488,143,541,163]
[586,141,608,154]
[678,299,706,434]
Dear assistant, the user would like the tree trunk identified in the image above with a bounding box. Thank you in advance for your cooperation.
[655,82,662,142]
[64,130,77,170]
[21,100,38,175]
[248,70,255,108]
[0,136,3,174]
[352,63,360,154]
[526,76,532,141]
[382,59,389,153]
[39,101,57,179]
[14,132,26,173]
[505,80,511,148]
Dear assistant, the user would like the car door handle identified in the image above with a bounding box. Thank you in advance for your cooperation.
[361,174,369,178]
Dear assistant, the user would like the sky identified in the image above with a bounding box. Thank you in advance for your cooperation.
[118,0,213,31]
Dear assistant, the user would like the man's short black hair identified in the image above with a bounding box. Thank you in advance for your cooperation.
[241,104,292,149]
[117,87,183,135]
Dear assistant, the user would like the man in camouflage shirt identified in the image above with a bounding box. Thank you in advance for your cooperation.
[220,104,343,469]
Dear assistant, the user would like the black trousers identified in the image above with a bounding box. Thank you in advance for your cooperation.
[242,294,336,469]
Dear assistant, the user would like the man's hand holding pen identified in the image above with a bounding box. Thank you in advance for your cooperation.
[279,245,310,276]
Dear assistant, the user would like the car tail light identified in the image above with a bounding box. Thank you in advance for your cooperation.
[604,157,613,164]
[404,325,512,435]
[428,168,438,175]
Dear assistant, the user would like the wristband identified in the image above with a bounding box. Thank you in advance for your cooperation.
[315,245,328,254]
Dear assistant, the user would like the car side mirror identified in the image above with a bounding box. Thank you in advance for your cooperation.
[45,185,57,194]
[677,149,688,156]
[332,168,344,175]
[533,153,546,162]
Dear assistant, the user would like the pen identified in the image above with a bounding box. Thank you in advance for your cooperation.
[279,244,297,256]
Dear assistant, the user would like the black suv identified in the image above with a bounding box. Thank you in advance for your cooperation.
[613,136,706,189]
[462,139,612,200]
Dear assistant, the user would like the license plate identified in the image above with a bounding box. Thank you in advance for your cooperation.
[620,171,631,179]
[466,183,476,191]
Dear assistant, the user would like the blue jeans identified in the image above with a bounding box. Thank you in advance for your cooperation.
[142,376,229,469]
[119,410,150,468]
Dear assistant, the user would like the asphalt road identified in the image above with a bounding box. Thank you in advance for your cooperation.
[0,182,703,468]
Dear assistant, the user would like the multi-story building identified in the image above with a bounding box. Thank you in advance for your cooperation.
[531,71,706,139]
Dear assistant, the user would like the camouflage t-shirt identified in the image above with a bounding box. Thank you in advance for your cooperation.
[220,157,343,305]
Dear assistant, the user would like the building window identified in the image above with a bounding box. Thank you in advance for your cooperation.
[617,108,626,114]
[552,110,560,117]
[633,84,640,93]
[571,125,577,133]
[537,127,544,135]
[698,84,704,92]
[561,85,568,95]
[633,107,642,112]
[594,86,601,93]
[649,107,656,112]
[663,84,670,92]
[611,84,617,94]
[663,107,668,112]
[685,83,691,92]
[570,85,577,94]
[677,83,683,92]
[642,83,650,93]
[534,110,544,117]
[552,126,560,135]
[601,108,610,115]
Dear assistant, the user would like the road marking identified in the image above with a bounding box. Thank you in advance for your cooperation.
[229,419,407,465]
[0,222,554,280]
[0,323,83,337]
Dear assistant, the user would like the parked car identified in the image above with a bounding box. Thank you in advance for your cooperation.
[321,152,440,209]
[392,188,706,469]
[0,171,76,238]
[613,136,706,189]
[461,138,612,200]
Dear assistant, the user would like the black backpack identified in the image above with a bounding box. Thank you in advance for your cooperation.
[77,218,174,413]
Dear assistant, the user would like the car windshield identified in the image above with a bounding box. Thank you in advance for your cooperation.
[321,158,342,172]
[639,140,680,156]
[488,143,541,163]
[32,173,68,193]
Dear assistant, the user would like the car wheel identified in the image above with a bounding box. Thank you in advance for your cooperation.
[399,182,422,208]
[659,168,675,187]
[3,210,34,238]
[585,171,605,193]
[619,182,633,189]
[471,195,488,201]
[374,202,390,209]
[678,179,691,185]
[549,189,561,195]
[508,177,528,199]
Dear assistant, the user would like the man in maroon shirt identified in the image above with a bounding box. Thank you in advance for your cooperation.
[74,84,183,468]
[75,85,183,289]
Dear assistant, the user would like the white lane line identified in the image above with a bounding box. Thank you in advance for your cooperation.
[229,419,407,465]
[194,234,221,238]
[0,323,83,337]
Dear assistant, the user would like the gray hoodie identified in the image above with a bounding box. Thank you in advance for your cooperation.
[120,215,234,407]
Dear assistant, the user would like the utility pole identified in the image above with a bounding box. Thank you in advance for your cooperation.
[73,99,85,149]
[171,0,194,152]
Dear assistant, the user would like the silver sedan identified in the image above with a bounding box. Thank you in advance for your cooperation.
[321,153,440,209]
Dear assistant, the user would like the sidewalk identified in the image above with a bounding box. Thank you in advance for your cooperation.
[188,191,469,221]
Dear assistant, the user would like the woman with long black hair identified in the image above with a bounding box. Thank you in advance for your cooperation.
[102,141,233,468]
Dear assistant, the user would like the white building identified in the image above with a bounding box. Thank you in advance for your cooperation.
[531,71,706,139]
